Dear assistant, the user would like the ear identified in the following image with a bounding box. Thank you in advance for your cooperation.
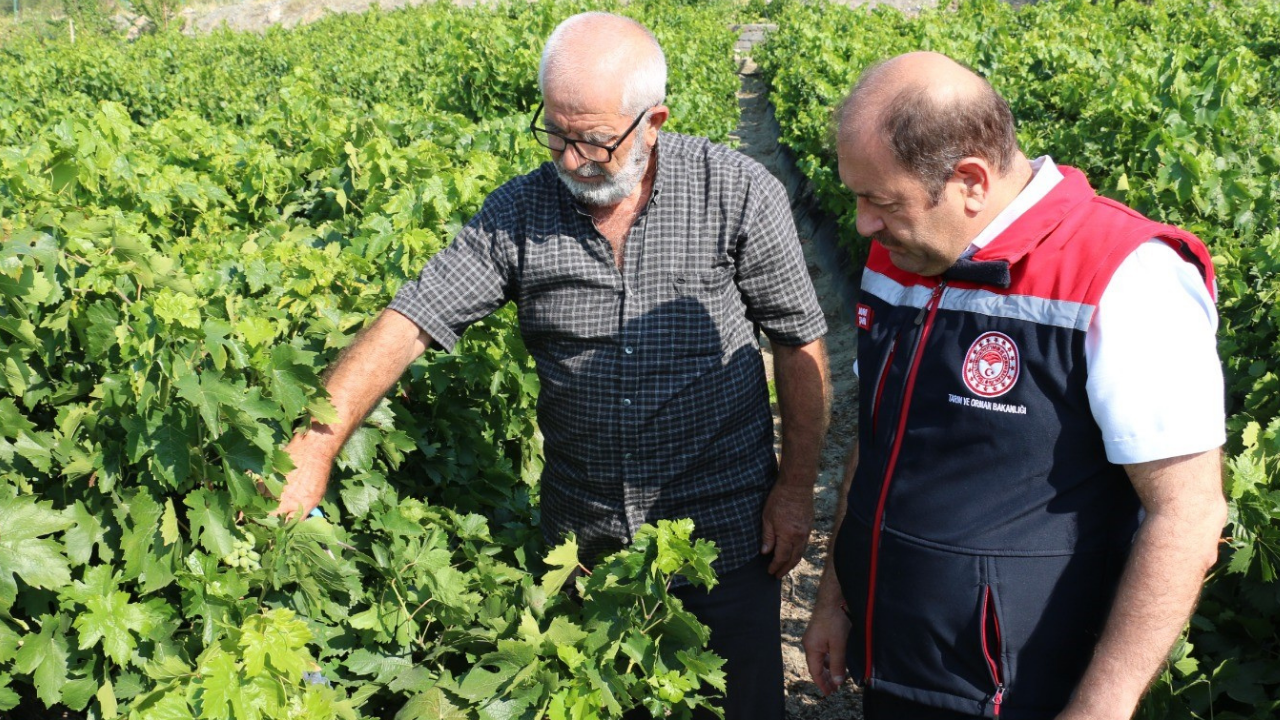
[644,105,670,143]
[952,157,992,214]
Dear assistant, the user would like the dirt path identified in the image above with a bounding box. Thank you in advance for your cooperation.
[730,25,863,720]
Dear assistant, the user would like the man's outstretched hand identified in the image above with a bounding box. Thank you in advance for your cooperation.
[270,434,332,521]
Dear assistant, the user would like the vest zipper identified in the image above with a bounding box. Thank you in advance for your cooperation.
[982,585,1006,717]
[864,280,946,681]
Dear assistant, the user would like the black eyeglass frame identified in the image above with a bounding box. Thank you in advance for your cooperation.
[528,102,651,164]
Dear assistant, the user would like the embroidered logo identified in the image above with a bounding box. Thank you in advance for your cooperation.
[856,304,873,330]
[963,332,1019,398]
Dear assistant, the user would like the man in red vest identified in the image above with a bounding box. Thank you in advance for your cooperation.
[803,51,1226,720]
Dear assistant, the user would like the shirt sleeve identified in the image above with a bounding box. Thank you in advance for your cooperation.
[732,166,828,346]
[386,191,517,353]
[1085,240,1226,465]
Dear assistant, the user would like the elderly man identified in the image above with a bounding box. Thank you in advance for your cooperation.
[802,52,1226,720]
[275,12,829,718]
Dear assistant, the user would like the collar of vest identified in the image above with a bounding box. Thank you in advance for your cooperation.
[943,166,1095,289]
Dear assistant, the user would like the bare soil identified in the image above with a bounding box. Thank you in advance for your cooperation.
[730,29,864,720]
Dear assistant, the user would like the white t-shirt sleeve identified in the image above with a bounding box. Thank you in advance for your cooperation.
[1085,240,1226,465]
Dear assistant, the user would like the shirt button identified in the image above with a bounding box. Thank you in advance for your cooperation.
[623,452,633,460]
[624,346,634,355]
[621,398,632,407]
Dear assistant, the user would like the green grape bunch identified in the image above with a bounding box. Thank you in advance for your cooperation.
[222,537,262,572]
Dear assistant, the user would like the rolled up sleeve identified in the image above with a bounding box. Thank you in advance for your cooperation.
[388,193,517,352]
[733,168,827,346]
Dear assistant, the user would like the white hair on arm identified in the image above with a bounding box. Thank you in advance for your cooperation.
[538,12,667,115]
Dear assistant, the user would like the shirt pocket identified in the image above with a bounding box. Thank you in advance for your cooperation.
[518,279,620,346]
[661,268,732,359]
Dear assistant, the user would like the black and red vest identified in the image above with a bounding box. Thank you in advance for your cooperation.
[834,167,1214,718]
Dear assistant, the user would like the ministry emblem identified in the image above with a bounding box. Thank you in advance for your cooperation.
[963,332,1020,398]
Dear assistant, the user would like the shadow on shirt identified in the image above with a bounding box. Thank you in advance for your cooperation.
[530,293,778,574]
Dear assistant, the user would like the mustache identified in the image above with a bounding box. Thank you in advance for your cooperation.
[561,161,603,179]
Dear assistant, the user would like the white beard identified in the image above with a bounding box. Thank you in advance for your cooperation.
[556,131,653,207]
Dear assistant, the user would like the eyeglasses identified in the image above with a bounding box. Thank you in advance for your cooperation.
[529,102,650,164]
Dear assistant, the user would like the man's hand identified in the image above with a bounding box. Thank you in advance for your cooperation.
[760,480,814,577]
[803,598,852,696]
[272,433,334,521]
[766,338,829,577]
[269,310,431,521]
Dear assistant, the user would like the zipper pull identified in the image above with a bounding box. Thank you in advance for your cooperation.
[993,684,1004,717]
[915,282,946,325]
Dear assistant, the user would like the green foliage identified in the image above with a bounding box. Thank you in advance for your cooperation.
[0,0,740,146]
[758,0,1280,715]
[0,0,743,717]
[59,0,112,35]
[123,0,177,30]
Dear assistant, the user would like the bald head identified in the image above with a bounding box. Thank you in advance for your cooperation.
[539,13,666,115]
[836,51,1019,203]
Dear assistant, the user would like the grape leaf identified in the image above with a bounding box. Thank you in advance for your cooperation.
[64,499,111,566]
[73,590,149,665]
[184,488,236,557]
[14,614,69,706]
[0,496,74,611]
[540,536,579,595]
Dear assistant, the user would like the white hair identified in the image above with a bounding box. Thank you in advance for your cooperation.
[538,12,667,115]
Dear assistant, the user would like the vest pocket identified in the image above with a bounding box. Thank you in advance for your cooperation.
[981,585,1006,717]
[869,335,899,443]
[864,531,992,712]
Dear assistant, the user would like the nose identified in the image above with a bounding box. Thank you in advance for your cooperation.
[855,200,884,238]
[557,143,589,172]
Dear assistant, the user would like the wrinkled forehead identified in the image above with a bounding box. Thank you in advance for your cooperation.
[837,128,924,200]
[837,126,894,174]
[542,78,627,124]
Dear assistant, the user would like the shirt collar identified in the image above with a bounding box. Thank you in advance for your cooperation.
[969,155,1063,251]
[944,159,1098,288]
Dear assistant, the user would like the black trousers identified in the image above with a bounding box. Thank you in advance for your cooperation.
[670,554,784,720]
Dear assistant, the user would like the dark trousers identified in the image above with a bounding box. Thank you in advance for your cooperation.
[862,690,987,720]
[671,554,783,720]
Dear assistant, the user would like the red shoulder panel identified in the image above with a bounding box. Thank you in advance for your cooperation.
[862,167,1214,306]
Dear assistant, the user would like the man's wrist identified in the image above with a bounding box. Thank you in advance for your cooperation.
[291,424,344,462]
[775,463,819,488]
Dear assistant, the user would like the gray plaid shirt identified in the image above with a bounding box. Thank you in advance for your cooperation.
[389,132,826,575]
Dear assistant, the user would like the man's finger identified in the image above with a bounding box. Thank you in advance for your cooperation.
[827,636,848,692]
[784,542,805,576]
[270,496,313,523]
[770,529,809,577]
[771,533,806,577]
[804,642,832,695]
[767,536,791,576]
[760,518,776,555]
